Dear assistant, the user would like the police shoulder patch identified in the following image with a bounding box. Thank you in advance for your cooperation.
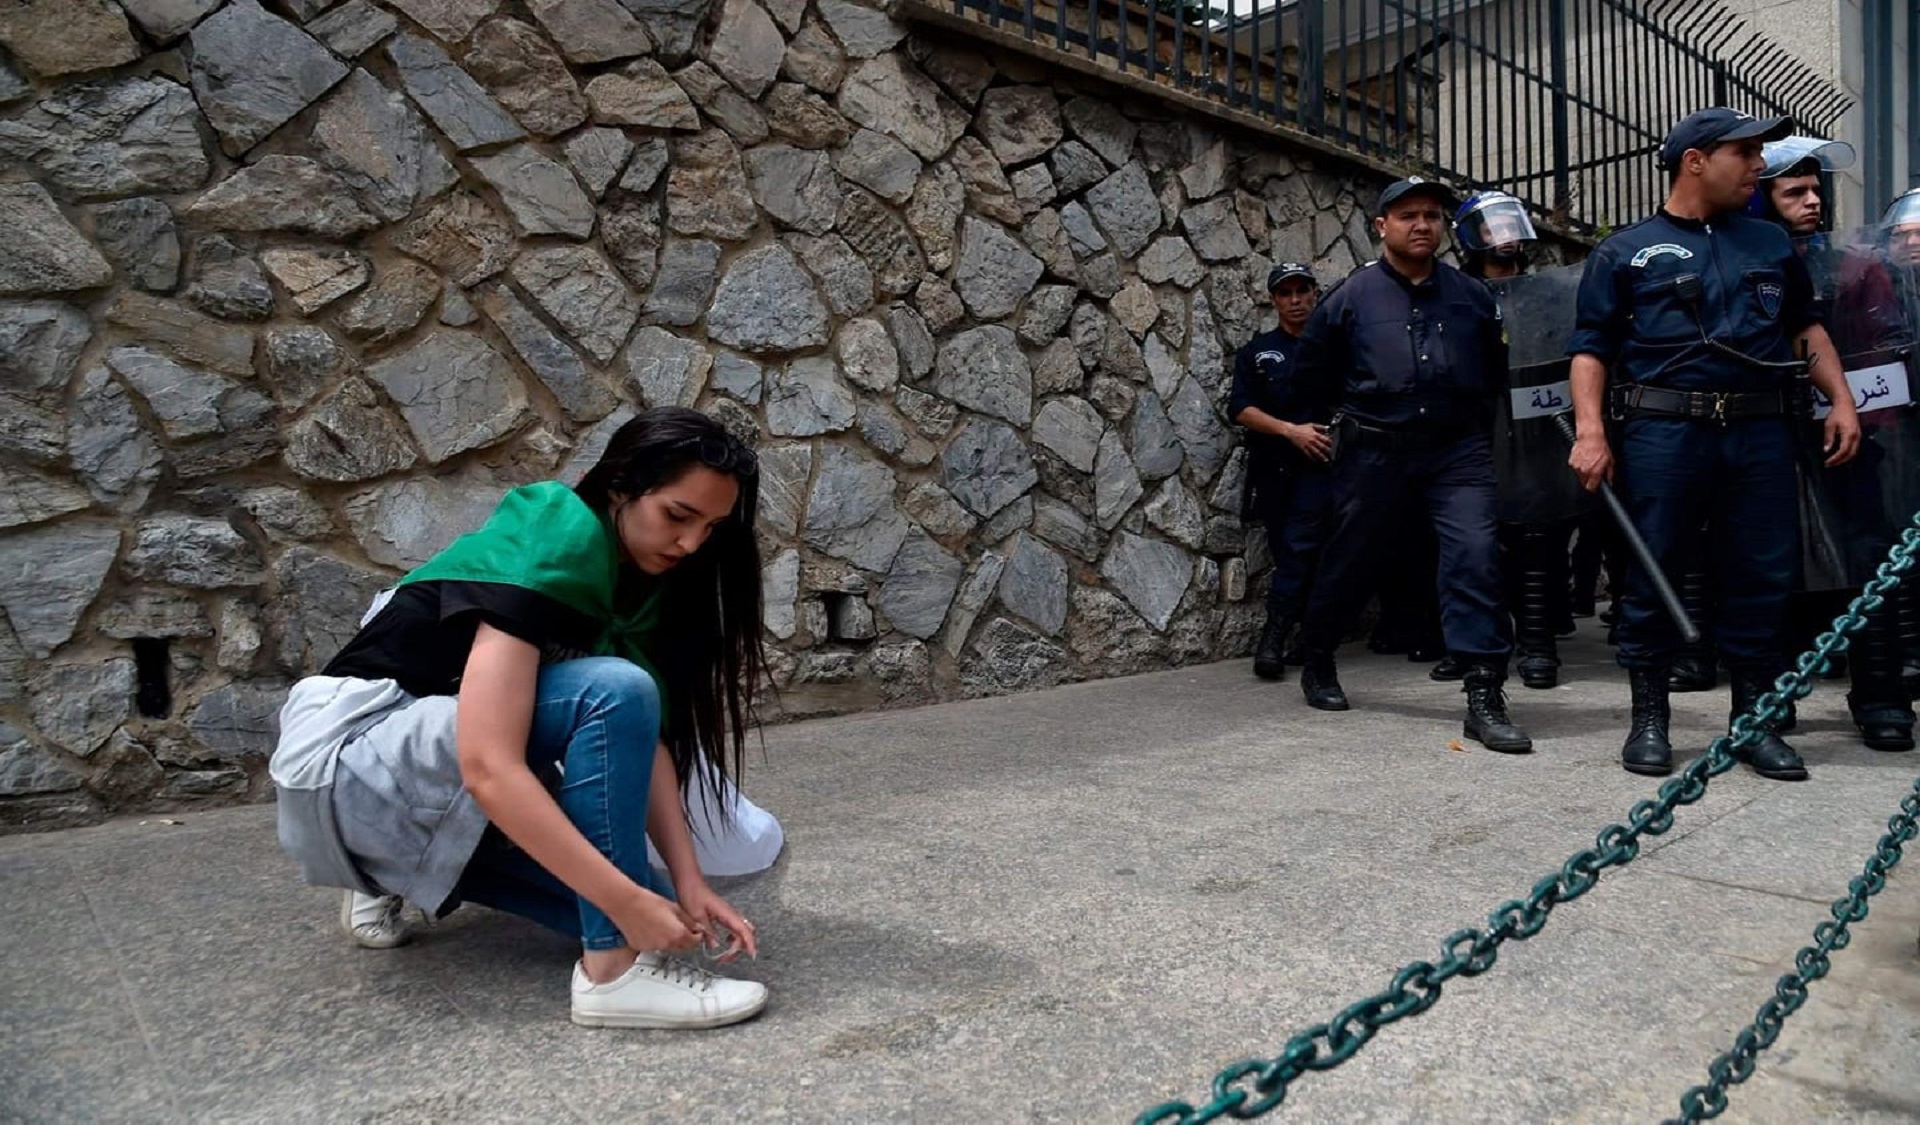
[1255,349,1286,366]
[1629,243,1696,268]
[1756,280,1783,318]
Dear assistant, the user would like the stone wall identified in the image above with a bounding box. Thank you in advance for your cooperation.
[0,0,1518,829]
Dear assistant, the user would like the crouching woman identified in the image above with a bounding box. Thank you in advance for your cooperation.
[272,407,769,1029]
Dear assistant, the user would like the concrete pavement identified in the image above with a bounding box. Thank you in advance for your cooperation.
[4,627,1919,1123]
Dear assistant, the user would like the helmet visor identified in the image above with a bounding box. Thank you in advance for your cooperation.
[1759,136,1856,179]
[1458,197,1537,253]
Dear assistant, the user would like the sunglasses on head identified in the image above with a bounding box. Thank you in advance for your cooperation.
[678,434,758,477]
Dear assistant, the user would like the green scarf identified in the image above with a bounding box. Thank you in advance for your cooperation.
[397,481,665,689]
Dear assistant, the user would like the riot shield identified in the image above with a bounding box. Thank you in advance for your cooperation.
[1487,263,1593,527]
[1795,229,1920,591]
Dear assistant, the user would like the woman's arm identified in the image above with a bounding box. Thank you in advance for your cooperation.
[647,744,761,959]
[456,624,697,948]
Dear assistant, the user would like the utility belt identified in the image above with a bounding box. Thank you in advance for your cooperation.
[1330,413,1479,455]
[1608,384,1804,424]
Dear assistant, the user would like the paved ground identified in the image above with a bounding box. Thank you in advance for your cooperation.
[5,626,1920,1124]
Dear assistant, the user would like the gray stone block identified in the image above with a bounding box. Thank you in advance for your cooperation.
[387,32,526,150]
[92,200,179,293]
[475,284,612,424]
[125,516,263,589]
[708,245,831,354]
[1101,530,1190,630]
[310,69,457,225]
[365,331,530,463]
[0,77,208,200]
[624,326,711,410]
[803,443,908,572]
[188,0,348,156]
[765,355,854,437]
[934,326,1032,427]
[471,145,596,239]
[941,417,1036,519]
[0,301,90,393]
[0,184,111,296]
[998,532,1068,635]
[183,156,382,238]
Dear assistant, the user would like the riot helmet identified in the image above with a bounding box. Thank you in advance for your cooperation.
[1453,191,1536,253]
[1883,188,1920,269]
[1744,135,1854,231]
[1454,191,1536,278]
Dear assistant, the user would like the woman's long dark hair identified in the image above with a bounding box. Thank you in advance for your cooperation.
[574,407,764,814]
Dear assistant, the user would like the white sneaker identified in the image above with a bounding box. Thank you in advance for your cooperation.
[339,891,417,949]
[570,953,768,1029]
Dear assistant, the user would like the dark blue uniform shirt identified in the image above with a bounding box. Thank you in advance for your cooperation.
[1294,258,1507,430]
[1566,210,1818,390]
[1229,326,1318,472]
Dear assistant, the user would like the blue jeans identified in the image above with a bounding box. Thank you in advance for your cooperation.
[452,658,674,951]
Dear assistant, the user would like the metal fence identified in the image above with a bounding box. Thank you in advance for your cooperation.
[930,0,1851,233]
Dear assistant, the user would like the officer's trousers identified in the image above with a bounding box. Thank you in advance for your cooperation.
[1253,467,1331,614]
[1613,416,1799,674]
[1299,429,1513,663]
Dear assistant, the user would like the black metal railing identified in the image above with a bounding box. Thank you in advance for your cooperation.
[931,0,1852,233]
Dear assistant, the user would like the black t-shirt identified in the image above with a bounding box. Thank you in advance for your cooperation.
[324,580,603,697]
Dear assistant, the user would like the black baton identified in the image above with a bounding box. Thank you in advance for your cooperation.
[1553,412,1701,644]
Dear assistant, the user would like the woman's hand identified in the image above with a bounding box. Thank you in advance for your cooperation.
[609,887,703,954]
[676,878,759,961]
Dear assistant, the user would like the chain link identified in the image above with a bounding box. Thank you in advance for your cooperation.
[1136,521,1920,1125]
[1668,778,1920,1123]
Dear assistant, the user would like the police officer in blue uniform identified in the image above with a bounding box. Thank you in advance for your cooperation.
[1566,108,1862,779]
[1231,262,1331,680]
[1292,177,1533,753]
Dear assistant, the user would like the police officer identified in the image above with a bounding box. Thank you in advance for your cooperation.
[1874,189,1920,700]
[1566,108,1862,779]
[1885,188,1920,312]
[1457,189,1535,282]
[1455,191,1573,690]
[1747,136,1854,235]
[1230,262,1331,681]
[1292,177,1533,753]
[1669,139,1854,693]
[1749,138,1915,752]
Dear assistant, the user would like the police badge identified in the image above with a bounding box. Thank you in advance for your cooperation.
[1757,280,1783,319]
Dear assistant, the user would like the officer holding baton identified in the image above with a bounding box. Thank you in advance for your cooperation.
[1566,109,1861,779]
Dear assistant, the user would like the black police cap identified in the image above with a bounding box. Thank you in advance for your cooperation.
[1266,261,1315,290]
[1375,176,1459,217]
[1656,108,1794,169]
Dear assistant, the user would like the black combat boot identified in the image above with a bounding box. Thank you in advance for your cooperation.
[1727,672,1807,781]
[1428,654,1466,681]
[1462,665,1532,753]
[1514,554,1561,689]
[1253,604,1292,682]
[1848,610,1915,751]
[1849,695,1915,751]
[1300,652,1349,711]
[1621,666,1673,776]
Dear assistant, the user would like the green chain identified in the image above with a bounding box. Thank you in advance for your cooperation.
[1669,775,1920,1122]
[1137,520,1920,1125]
